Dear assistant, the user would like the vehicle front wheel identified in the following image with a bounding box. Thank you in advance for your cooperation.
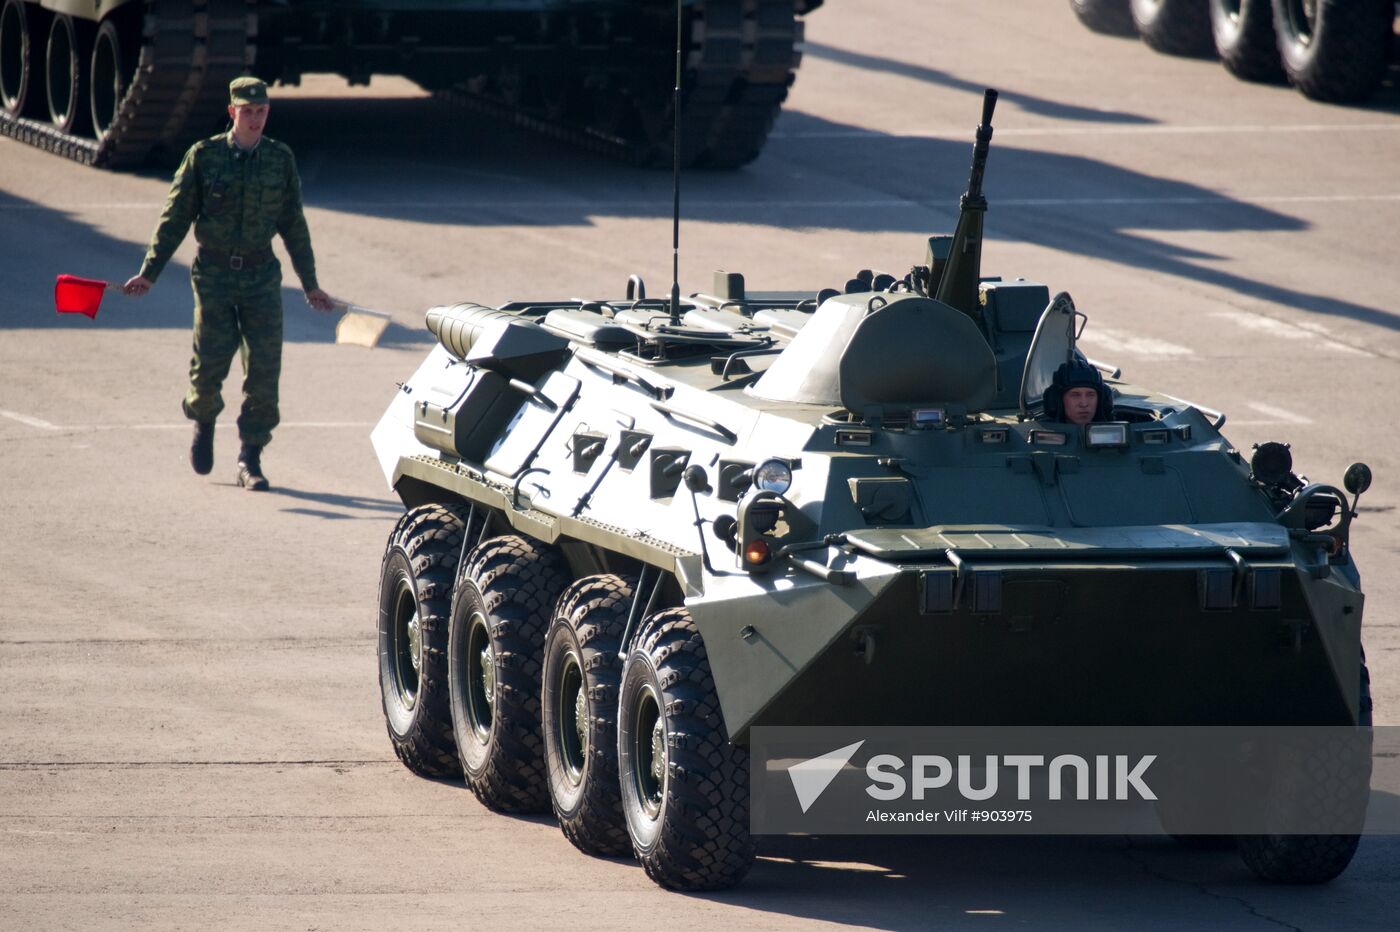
[1236,658,1372,883]
[542,574,636,856]
[618,609,753,890]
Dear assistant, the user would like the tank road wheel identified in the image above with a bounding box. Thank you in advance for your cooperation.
[449,535,570,812]
[45,13,92,135]
[377,503,475,778]
[0,0,45,119]
[89,18,132,138]
[1236,659,1373,884]
[1271,0,1392,103]
[1131,0,1216,56]
[618,609,754,890]
[542,574,636,856]
[1070,0,1138,36]
[1210,0,1285,81]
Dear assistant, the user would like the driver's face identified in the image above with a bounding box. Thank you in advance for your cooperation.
[1063,387,1099,426]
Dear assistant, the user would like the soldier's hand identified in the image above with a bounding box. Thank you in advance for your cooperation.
[305,287,334,313]
[122,275,153,297]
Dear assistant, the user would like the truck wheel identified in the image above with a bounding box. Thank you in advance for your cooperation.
[1236,658,1372,883]
[1210,0,1284,81]
[1271,0,1392,103]
[542,574,636,856]
[1132,0,1216,56]
[377,503,474,778]
[450,534,570,812]
[1070,0,1138,37]
[618,609,753,890]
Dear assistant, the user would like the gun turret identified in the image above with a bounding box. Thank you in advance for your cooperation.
[931,89,998,320]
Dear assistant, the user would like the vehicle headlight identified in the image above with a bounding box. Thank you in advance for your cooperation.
[753,459,792,494]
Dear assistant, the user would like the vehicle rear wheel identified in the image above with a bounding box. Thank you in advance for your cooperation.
[1235,658,1372,883]
[1070,0,1138,36]
[377,503,476,778]
[618,608,753,890]
[450,534,570,812]
[542,574,636,856]
[1270,0,1392,103]
[1132,0,1216,56]
[45,12,91,135]
[1210,0,1284,81]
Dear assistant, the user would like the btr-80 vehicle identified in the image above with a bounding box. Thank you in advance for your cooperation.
[370,91,1373,890]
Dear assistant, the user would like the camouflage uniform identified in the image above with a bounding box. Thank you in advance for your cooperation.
[139,130,318,447]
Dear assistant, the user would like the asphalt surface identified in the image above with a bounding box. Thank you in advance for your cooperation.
[3,1,1399,928]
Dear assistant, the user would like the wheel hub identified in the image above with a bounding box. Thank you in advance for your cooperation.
[406,612,422,673]
[574,683,588,752]
[479,644,495,712]
[650,717,665,783]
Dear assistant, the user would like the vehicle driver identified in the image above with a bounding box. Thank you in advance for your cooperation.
[1042,359,1113,425]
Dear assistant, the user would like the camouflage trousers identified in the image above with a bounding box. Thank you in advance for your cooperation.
[181,256,284,447]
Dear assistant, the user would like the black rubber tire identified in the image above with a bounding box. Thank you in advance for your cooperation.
[0,0,47,119]
[377,503,474,779]
[1236,658,1373,884]
[618,608,754,891]
[1210,0,1285,81]
[1070,0,1138,36]
[1271,0,1393,103]
[1132,0,1217,57]
[542,574,636,856]
[45,13,91,135]
[450,534,571,813]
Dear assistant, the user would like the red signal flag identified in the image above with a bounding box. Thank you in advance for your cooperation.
[55,275,109,318]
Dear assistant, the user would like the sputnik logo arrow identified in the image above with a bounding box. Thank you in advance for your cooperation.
[787,740,865,813]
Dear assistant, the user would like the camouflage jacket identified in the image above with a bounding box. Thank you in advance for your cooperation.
[139,133,318,290]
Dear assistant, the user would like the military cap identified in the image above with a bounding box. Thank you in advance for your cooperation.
[229,76,269,106]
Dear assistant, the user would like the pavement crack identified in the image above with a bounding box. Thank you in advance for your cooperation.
[1118,837,1302,932]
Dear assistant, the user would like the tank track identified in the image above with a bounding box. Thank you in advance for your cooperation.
[435,0,806,169]
[0,0,254,167]
[1,0,808,170]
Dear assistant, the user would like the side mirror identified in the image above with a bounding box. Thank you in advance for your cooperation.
[1344,462,1372,497]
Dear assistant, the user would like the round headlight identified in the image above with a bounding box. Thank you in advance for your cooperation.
[753,459,792,494]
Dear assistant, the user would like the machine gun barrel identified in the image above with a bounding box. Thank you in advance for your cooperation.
[933,89,999,320]
[964,89,998,203]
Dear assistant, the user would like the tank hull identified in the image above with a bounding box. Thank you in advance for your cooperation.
[0,0,819,168]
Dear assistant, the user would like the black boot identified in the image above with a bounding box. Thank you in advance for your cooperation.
[236,443,270,491]
[190,422,215,475]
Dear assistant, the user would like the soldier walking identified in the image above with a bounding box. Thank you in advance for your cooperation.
[123,76,333,491]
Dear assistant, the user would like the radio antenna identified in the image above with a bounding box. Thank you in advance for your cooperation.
[668,0,683,326]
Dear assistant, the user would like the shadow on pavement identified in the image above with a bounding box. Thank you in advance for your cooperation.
[4,98,1396,335]
[801,41,1158,125]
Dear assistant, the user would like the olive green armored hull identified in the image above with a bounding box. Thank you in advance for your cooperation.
[366,93,1372,889]
[0,0,819,168]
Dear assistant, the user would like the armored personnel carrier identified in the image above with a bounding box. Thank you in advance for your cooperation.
[370,90,1374,890]
[0,0,818,168]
